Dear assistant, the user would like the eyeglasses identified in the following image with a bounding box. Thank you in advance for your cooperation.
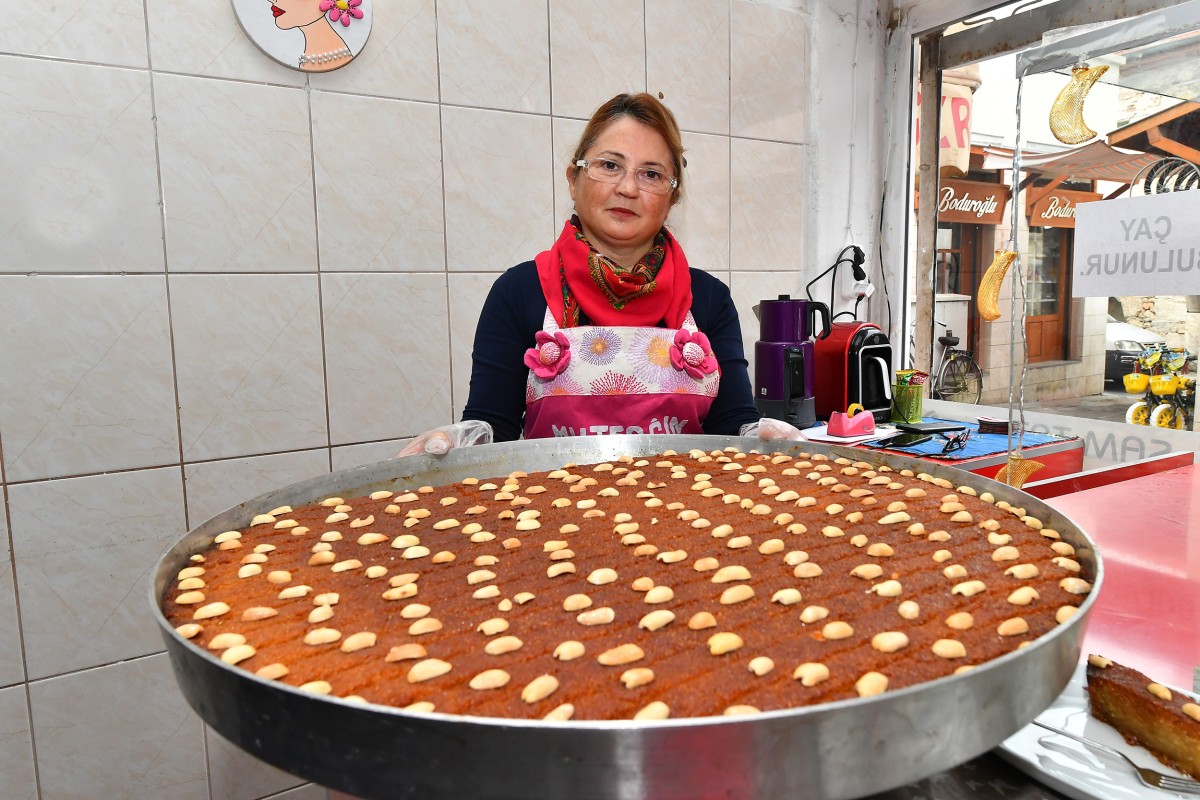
[940,430,970,455]
[575,158,678,195]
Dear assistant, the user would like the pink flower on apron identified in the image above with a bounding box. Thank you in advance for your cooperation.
[524,330,571,379]
[670,329,718,379]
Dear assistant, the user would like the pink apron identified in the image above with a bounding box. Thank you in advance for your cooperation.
[523,309,720,439]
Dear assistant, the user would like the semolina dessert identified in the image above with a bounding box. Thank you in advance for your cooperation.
[1086,655,1200,779]
[163,448,1092,721]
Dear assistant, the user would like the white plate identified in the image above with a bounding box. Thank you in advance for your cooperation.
[801,423,897,445]
[996,661,1197,800]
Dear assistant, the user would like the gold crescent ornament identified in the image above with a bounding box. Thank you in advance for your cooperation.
[995,453,1045,489]
[977,249,1018,322]
[1049,65,1109,145]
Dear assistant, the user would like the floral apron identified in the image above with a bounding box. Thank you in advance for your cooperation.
[523,309,720,439]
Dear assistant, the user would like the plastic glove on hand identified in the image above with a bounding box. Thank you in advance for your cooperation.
[396,420,494,458]
[739,417,807,442]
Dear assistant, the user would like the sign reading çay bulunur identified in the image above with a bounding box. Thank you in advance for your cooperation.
[1073,191,1200,297]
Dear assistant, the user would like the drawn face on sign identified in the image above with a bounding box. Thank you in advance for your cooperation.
[269,0,326,31]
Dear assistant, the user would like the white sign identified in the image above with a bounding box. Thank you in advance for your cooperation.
[1072,191,1200,297]
[233,0,372,73]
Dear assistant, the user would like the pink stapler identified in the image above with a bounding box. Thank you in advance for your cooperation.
[827,403,876,438]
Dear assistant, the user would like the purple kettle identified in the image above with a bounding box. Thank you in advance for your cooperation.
[753,295,831,429]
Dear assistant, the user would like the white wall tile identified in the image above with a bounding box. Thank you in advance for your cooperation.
[308,0,439,101]
[0,686,36,800]
[729,138,807,272]
[549,0,645,119]
[0,0,147,68]
[729,271,809,384]
[312,93,445,272]
[29,655,208,800]
[145,0,304,85]
[668,131,730,278]
[0,57,163,274]
[442,107,556,272]
[552,117,587,224]
[156,74,317,273]
[171,274,328,461]
[9,468,186,680]
[323,273,453,444]
[437,0,551,113]
[731,1,810,142]
[331,439,407,471]
[0,276,179,482]
[448,273,504,421]
[207,726,304,800]
[0,490,21,688]
[184,450,330,529]
[647,0,730,136]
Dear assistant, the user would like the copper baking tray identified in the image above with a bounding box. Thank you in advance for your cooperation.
[150,435,1102,800]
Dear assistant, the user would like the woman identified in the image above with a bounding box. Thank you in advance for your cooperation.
[269,0,358,71]
[402,93,797,456]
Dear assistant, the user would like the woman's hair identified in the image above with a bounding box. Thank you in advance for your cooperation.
[570,93,686,201]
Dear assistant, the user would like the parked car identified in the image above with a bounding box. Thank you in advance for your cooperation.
[1105,315,1166,383]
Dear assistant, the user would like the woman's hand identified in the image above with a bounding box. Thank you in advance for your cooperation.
[396,421,494,457]
[738,418,808,442]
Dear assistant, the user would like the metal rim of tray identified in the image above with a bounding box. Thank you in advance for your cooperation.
[151,434,1103,800]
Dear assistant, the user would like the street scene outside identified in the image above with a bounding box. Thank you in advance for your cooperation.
[929,22,1200,434]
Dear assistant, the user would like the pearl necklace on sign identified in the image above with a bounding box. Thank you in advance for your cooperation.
[299,47,351,66]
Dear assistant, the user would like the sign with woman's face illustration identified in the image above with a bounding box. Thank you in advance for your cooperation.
[233,0,372,73]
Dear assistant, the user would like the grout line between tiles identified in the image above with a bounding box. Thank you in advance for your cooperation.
[727,0,734,275]
[146,32,191,537]
[305,78,337,478]
[0,439,404,489]
[434,0,456,428]
[23,650,168,686]
[0,426,39,800]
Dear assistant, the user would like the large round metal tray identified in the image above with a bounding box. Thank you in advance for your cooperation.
[151,435,1102,800]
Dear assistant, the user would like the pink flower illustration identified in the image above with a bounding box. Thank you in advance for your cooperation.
[524,330,571,379]
[320,0,363,27]
[670,329,718,379]
[590,372,648,396]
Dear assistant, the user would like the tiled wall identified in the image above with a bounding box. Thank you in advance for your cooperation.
[0,0,888,797]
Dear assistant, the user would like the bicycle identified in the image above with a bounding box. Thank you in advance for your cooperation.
[912,320,983,404]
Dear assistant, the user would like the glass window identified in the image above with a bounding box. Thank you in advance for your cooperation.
[1025,227,1066,318]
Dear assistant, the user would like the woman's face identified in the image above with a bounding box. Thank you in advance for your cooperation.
[568,117,677,266]
[270,0,324,30]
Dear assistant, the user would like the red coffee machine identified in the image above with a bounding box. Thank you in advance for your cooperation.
[813,321,893,422]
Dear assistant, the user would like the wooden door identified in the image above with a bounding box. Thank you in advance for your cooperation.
[1025,228,1069,362]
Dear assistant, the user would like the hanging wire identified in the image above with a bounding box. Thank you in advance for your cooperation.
[1005,67,1030,459]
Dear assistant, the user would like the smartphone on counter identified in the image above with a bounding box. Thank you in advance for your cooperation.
[876,432,933,448]
[894,422,966,434]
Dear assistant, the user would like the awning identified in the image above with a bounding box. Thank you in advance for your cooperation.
[1108,100,1200,163]
[981,140,1162,182]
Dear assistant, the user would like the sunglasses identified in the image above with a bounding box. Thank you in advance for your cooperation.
[940,430,970,454]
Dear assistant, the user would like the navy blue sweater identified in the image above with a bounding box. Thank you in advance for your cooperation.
[461,261,761,442]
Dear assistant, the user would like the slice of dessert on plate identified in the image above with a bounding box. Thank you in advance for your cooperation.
[1086,654,1200,780]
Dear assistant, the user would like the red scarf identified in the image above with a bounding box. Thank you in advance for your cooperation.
[534,219,692,329]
